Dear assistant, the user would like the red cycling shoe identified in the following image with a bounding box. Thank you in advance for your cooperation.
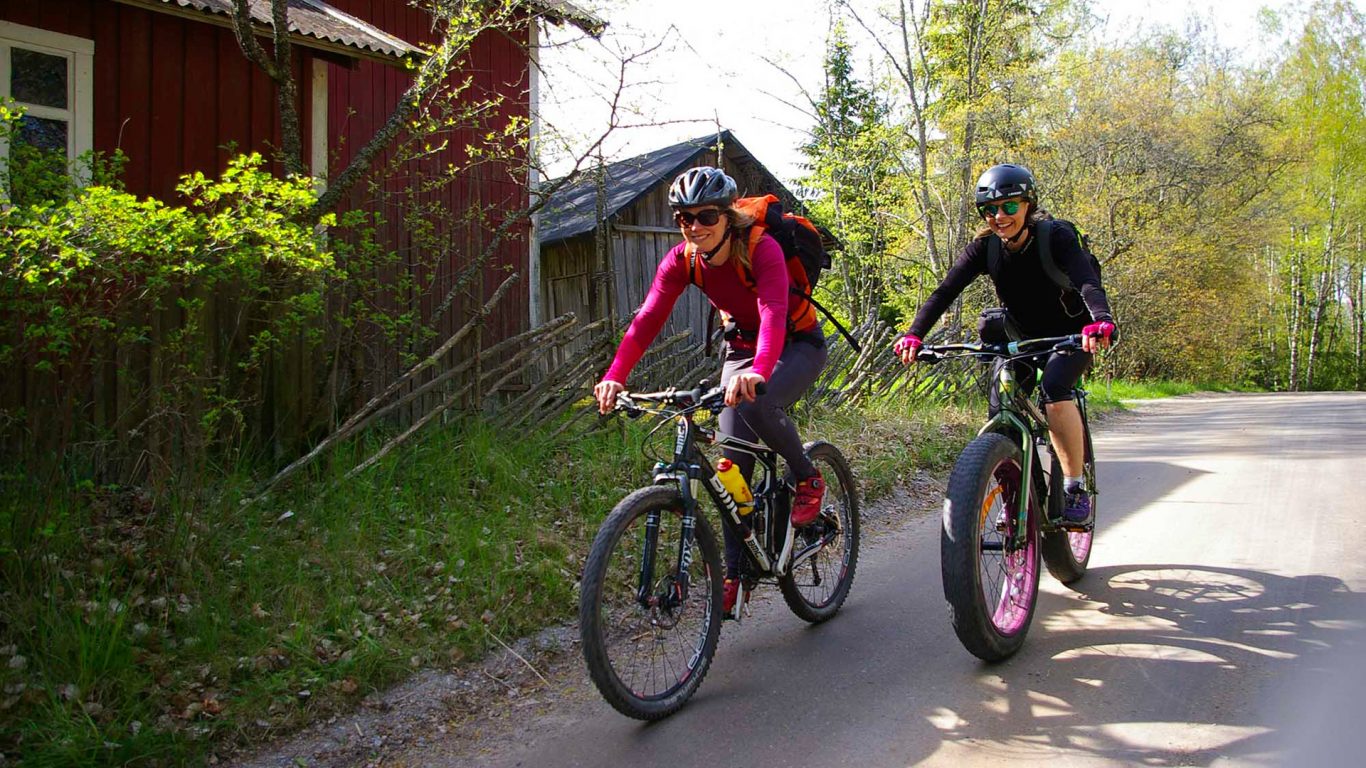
[723,578,740,617]
[791,473,825,527]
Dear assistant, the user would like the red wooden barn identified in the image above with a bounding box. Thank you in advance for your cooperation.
[0,0,603,461]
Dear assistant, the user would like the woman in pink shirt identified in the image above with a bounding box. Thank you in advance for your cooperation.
[593,166,829,616]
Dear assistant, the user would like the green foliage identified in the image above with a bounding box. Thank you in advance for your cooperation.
[0,102,337,475]
[825,0,1364,390]
[1258,0,1366,391]
[0,409,650,765]
[799,21,909,328]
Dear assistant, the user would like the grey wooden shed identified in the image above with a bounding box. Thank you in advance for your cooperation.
[536,131,819,348]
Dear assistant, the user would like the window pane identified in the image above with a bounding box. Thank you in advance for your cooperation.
[11,48,68,109]
[18,115,68,154]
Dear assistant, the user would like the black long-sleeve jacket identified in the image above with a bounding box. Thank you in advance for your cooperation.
[907,219,1114,339]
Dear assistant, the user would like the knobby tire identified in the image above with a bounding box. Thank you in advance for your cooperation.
[579,486,723,720]
[778,441,860,622]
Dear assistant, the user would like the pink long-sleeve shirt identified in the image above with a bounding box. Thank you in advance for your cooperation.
[603,234,790,384]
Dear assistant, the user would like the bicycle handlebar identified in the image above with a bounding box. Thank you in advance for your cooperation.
[917,334,1084,365]
[613,381,768,417]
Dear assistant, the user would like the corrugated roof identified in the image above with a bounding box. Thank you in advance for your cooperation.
[143,0,422,61]
[537,130,838,250]
[538,133,727,245]
[527,0,606,36]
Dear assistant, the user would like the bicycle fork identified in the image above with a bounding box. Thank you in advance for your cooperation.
[979,410,1038,553]
[635,478,703,613]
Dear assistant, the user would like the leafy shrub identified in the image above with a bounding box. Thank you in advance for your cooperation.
[0,105,338,479]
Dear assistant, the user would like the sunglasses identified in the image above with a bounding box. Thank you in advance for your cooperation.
[674,208,725,227]
[979,200,1022,217]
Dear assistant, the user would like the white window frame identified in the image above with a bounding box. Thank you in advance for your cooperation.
[0,20,94,173]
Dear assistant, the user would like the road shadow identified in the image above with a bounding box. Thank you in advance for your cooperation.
[932,563,1366,765]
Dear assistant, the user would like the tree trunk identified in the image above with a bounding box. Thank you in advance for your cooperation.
[1353,225,1364,390]
[1287,227,1303,392]
[1305,188,1340,390]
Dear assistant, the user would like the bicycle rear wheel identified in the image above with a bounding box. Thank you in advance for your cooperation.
[778,441,860,623]
[579,485,722,720]
[1042,401,1095,583]
[942,432,1041,661]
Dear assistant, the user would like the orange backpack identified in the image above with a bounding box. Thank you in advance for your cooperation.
[682,195,860,350]
[684,195,825,335]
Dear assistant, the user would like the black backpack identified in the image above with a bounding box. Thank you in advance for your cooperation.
[986,219,1101,293]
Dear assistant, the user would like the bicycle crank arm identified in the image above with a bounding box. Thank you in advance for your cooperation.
[789,528,839,571]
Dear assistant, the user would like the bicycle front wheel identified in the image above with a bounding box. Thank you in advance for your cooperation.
[942,432,1041,661]
[579,485,722,720]
[779,441,860,622]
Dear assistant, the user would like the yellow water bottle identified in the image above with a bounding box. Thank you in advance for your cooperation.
[715,458,754,517]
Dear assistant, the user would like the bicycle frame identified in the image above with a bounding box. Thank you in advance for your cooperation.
[925,336,1087,551]
[979,358,1050,551]
[621,389,813,611]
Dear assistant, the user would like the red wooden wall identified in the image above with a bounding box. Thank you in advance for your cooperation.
[0,0,532,346]
[0,0,309,202]
[0,0,536,471]
[324,0,533,372]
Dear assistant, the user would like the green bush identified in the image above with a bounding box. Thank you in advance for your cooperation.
[0,105,337,478]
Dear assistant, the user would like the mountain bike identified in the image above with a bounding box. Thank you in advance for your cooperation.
[578,381,859,720]
[918,334,1097,661]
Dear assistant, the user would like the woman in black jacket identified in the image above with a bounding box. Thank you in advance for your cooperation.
[893,164,1116,525]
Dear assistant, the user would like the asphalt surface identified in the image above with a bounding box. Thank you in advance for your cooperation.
[384,392,1366,767]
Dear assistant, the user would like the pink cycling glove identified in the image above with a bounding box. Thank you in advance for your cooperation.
[893,332,923,357]
[1082,320,1116,341]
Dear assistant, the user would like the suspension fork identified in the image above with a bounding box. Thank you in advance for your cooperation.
[636,472,705,610]
[637,416,707,609]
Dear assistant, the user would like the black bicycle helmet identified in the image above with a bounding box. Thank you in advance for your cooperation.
[668,166,738,209]
[974,163,1037,206]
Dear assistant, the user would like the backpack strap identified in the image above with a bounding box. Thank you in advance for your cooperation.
[986,234,1003,284]
[1034,220,1073,290]
[685,245,704,288]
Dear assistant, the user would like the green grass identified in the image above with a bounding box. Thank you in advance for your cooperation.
[1,417,654,766]
[0,379,1217,765]
[1085,378,1264,411]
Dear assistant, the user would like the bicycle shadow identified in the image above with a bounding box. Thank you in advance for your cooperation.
[929,563,1366,765]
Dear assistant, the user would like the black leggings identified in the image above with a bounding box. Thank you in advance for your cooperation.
[717,334,828,577]
[989,349,1093,414]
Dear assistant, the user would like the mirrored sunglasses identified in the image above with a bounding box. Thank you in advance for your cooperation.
[979,200,1022,217]
[674,208,724,227]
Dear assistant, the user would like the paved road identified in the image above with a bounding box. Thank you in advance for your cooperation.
[415,392,1366,767]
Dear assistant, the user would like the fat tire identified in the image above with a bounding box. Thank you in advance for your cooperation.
[779,441,860,622]
[579,485,723,720]
[941,432,1041,661]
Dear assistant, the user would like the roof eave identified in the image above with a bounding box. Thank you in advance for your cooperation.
[117,0,423,67]
[525,0,606,37]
